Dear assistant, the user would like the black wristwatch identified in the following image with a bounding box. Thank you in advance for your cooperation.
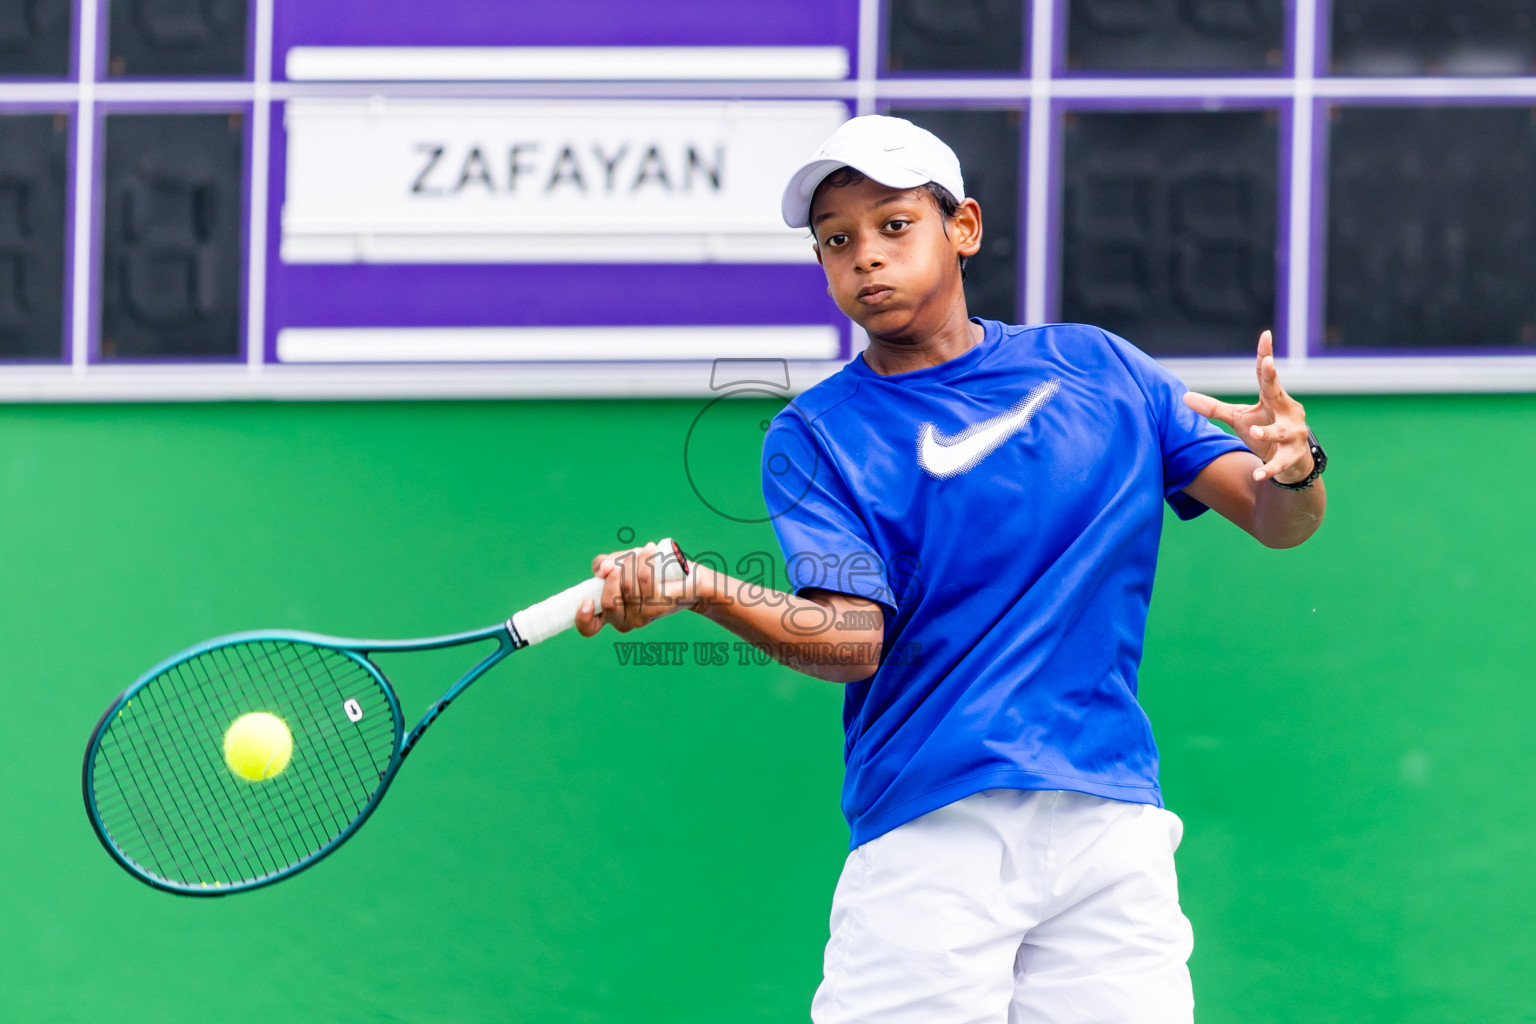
[1272,430,1326,490]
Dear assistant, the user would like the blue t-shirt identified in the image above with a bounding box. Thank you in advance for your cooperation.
[762,320,1249,849]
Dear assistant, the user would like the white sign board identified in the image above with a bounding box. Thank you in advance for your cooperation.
[282,98,849,264]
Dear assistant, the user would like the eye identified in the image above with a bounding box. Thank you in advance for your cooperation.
[884,219,910,232]
[823,232,849,248]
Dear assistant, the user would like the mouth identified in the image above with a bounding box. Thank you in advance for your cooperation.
[856,284,894,305]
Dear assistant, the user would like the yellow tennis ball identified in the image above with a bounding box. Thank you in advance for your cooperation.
[223,712,293,782]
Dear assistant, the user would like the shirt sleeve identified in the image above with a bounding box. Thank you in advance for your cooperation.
[762,405,897,613]
[1100,328,1252,520]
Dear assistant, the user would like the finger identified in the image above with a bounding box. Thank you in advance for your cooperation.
[1253,447,1304,483]
[601,567,632,632]
[1247,421,1292,445]
[638,541,676,614]
[616,548,648,628]
[628,543,652,620]
[593,549,629,576]
[1184,391,1241,424]
[574,597,604,637]
[1252,329,1274,384]
[606,547,638,584]
[634,542,657,592]
[1257,353,1290,405]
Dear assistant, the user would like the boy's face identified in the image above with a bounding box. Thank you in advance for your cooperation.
[809,174,982,340]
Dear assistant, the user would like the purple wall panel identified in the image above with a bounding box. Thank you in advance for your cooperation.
[274,0,861,73]
[261,94,850,361]
[270,264,841,332]
[264,0,859,361]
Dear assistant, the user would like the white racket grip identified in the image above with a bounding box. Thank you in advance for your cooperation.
[506,538,688,648]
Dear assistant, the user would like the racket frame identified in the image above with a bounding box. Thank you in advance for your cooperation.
[83,622,517,897]
[84,538,687,897]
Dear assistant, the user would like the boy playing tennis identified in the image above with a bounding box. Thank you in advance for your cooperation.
[577,115,1326,1023]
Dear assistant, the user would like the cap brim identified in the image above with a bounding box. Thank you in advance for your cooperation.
[780,157,932,229]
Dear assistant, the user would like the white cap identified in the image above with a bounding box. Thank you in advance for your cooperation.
[780,115,966,229]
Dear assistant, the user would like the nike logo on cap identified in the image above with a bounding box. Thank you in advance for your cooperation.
[916,379,1062,479]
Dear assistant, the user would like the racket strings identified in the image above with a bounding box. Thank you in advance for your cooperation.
[94,648,299,884]
[89,640,399,889]
[223,645,361,861]
[187,646,336,876]
[96,649,307,882]
[124,682,234,883]
[212,643,398,869]
[197,648,314,876]
[97,675,244,883]
[102,649,320,883]
[96,642,395,885]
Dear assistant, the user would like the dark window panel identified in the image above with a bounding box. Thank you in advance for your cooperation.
[1067,0,1285,73]
[889,107,1022,323]
[887,0,1024,74]
[108,0,248,78]
[0,0,72,77]
[0,113,68,360]
[101,113,244,359]
[1331,0,1536,76]
[1061,109,1278,357]
[1324,107,1536,351]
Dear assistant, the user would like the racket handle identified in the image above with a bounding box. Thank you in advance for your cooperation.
[506,538,689,648]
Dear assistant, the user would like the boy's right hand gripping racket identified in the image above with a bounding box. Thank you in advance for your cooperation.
[82,540,688,897]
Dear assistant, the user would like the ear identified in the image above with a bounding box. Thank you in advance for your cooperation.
[952,198,983,259]
[812,242,824,268]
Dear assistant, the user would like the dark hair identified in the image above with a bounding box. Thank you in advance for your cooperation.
[812,166,969,279]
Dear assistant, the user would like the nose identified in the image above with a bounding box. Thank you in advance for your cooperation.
[851,233,885,272]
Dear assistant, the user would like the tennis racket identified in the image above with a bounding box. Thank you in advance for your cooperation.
[83,539,688,897]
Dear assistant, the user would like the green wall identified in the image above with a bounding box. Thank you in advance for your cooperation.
[2,395,1532,1023]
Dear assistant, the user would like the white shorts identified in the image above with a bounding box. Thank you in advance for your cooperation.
[812,789,1194,1024]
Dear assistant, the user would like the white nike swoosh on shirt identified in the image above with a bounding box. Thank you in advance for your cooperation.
[916,379,1063,479]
